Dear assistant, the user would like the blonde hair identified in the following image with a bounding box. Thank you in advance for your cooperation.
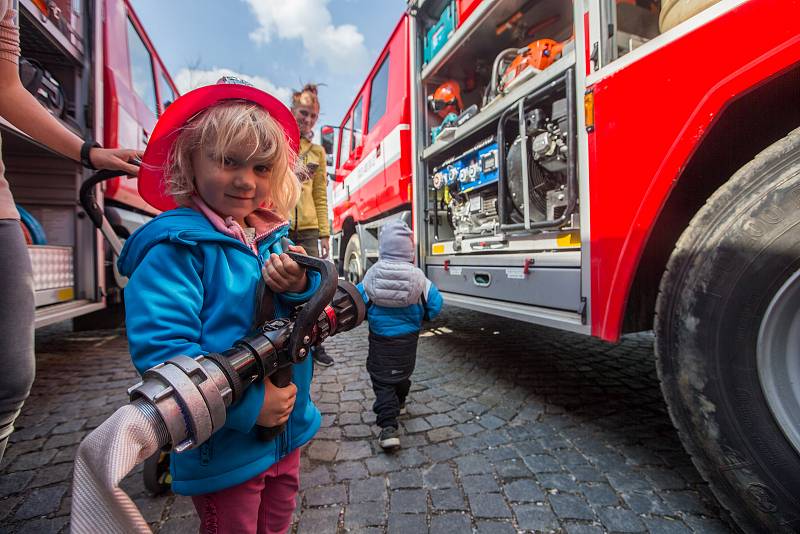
[291,83,320,111]
[165,101,301,219]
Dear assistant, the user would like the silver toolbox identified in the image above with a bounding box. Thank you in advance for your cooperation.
[28,245,75,306]
[427,263,582,312]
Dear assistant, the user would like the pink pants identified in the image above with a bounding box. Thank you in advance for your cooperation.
[191,449,300,534]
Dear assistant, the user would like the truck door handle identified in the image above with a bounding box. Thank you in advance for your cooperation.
[376,143,381,157]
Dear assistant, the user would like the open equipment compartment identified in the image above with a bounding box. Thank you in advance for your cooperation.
[413,0,583,315]
[2,0,101,321]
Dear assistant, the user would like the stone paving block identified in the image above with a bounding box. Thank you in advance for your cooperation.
[462,473,501,495]
[365,454,403,475]
[388,470,423,489]
[454,453,488,475]
[350,476,387,503]
[597,507,647,533]
[301,506,344,531]
[387,512,427,534]
[426,413,455,428]
[522,454,562,473]
[13,484,67,520]
[335,441,372,462]
[0,495,21,521]
[422,463,456,489]
[160,513,202,534]
[514,503,559,531]
[422,443,459,462]
[306,440,339,462]
[431,488,467,511]
[659,490,710,515]
[7,449,57,472]
[10,516,68,534]
[334,461,368,481]
[468,492,512,518]
[302,465,333,489]
[402,417,432,434]
[477,414,505,430]
[549,493,595,520]
[581,482,620,507]
[169,496,196,518]
[622,491,670,514]
[30,463,73,489]
[502,479,545,503]
[390,488,427,514]
[431,512,472,532]
[564,522,605,534]
[343,425,372,439]
[643,516,694,534]
[475,520,518,534]
[132,495,168,524]
[0,470,34,498]
[493,458,531,480]
[426,427,462,443]
[396,448,427,468]
[538,473,581,493]
[305,484,348,506]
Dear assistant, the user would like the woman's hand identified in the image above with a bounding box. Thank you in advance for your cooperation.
[89,147,144,176]
[262,244,308,293]
[256,379,297,427]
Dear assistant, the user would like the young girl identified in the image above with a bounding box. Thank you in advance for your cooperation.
[118,78,321,533]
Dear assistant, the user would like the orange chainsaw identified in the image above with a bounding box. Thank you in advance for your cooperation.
[499,39,564,93]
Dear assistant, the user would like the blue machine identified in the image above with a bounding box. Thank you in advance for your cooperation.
[432,137,498,194]
[424,1,456,64]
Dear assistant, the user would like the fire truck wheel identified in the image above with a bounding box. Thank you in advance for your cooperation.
[344,233,364,284]
[655,127,800,533]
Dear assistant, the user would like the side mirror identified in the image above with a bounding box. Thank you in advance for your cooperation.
[321,125,336,157]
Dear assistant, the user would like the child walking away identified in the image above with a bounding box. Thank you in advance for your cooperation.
[118,78,322,533]
[357,220,443,450]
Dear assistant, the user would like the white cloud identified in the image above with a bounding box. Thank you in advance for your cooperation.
[243,0,368,73]
[172,67,292,104]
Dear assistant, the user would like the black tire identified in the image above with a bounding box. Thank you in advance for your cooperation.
[344,233,363,284]
[143,450,171,496]
[655,127,800,532]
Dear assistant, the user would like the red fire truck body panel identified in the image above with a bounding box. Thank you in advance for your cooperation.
[102,0,177,215]
[588,0,800,341]
[332,16,411,232]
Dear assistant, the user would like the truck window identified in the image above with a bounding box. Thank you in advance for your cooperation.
[339,114,352,166]
[159,72,176,111]
[352,97,363,151]
[126,18,158,116]
[367,53,390,132]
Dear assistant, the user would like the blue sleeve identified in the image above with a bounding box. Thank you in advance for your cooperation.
[425,281,443,320]
[124,243,263,435]
[356,282,369,304]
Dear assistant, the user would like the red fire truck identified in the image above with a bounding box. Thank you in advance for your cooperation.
[3,0,178,328]
[326,0,800,530]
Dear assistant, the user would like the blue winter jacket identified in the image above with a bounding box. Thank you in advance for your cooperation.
[356,280,443,337]
[118,208,321,496]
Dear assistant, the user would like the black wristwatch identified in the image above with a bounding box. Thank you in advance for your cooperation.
[80,139,101,170]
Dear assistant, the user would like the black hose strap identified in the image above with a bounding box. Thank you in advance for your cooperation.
[205,352,244,405]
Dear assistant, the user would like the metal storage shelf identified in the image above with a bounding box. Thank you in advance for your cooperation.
[421,0,507,82]
[19,0,84,64]
[422,51,574,161]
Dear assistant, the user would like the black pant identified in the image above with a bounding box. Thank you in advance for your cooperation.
[372,378,410,429]
[367,331,418,429]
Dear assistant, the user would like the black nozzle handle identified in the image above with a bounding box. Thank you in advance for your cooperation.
[255,242,337,442]
[78,169,127,230]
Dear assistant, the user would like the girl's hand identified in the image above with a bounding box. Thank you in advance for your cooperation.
[90,147,144,176]
[262,245,308,293]
[256,379,297,427]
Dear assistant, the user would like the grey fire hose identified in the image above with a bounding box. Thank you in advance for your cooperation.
[71,171,366,533]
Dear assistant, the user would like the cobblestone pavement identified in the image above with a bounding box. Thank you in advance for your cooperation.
[0,308,736,533]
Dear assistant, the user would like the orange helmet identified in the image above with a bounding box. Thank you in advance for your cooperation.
[428,80,463,119]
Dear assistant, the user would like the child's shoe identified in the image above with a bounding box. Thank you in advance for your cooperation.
[379,426,400,450]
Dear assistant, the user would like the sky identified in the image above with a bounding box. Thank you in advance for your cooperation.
[130,0,407,135]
